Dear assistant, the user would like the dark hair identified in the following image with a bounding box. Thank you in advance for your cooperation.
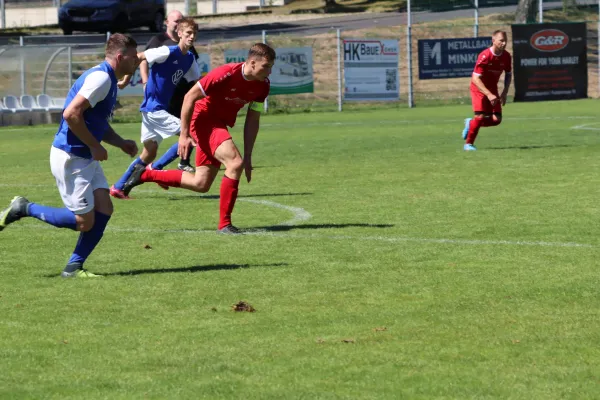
[177,17,198,32]
[248,43,276,63]
[105,33,137,58]
[492,30,507,38]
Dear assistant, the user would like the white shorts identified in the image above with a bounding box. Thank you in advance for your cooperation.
[50,146,109,215]
[141,110,181,145]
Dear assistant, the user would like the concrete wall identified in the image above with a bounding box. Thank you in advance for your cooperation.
[0,1,286,29]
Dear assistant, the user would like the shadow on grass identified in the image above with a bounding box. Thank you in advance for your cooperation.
[43,262,288,278]
[486,144,575,150]
[251,223,394,231]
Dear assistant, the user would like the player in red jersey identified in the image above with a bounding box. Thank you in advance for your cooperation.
[461,30,512,151]
[122,43,275,234]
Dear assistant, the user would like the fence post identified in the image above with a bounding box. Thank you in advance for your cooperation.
[406,0,414,108]
[19,36,25,96]
[262,29,268,113]
[106,31,111,42]
[474,0,479,37]
[337,28,342,112]
[212,0,217,14]
[539,0,543,23]
[68,46,73,88]
[1,0,5,30]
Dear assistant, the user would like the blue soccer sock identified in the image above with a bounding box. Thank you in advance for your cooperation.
[28,203,77,230]
[152,142,179,170]
[67,211,111,266]
[114,157,146,190]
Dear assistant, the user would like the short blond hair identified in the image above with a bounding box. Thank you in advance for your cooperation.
[177,17,198,32]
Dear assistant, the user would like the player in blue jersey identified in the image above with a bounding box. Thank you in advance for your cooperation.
[0,34,139,278]
[110,17,200,199]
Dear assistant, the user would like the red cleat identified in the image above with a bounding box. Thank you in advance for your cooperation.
[145,163,169,190]
[109,185,131,199]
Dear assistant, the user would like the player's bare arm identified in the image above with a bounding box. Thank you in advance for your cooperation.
[472,73,498,105]
[117,74,132,90]
[63,95,107,161]
[178,83,205,157]
[138,53,149,87]
[103,125,138,157]
[501,72,512,106]
[243,106,261,183]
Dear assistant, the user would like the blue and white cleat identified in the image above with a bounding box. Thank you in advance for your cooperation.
[463,144,477,151]
[462,118,472,140]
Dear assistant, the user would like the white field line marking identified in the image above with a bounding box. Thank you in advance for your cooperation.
[9,224,594,249]
[571,122,600,131]
[1,183,593,249]
[0,116,595,133]
[261,116,597,128]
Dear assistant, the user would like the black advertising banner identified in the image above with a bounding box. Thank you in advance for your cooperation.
[512,23,587,102]
[418,37,491,80]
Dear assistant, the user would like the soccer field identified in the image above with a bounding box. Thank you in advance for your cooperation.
[1,100,599,399]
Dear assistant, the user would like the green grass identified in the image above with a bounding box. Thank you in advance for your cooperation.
[1,99,600,399]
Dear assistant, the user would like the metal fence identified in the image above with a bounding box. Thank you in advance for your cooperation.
[0,20,599,116]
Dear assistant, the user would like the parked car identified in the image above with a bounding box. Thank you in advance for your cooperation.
[58,0,165,35]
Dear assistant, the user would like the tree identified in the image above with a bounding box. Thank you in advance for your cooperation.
[515,0,537,23]
[324,0,338,12]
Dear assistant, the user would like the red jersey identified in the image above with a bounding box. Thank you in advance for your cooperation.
[470,48,512,94]
[194,62,270,127]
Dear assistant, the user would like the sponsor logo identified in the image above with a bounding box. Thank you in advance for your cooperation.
[530,29,569,52]
[173,60,178,64]
[172,69,184,85]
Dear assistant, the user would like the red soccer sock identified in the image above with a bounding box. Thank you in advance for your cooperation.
[141,169,182,187]
[466,117,484,144]
[218,175,239,229]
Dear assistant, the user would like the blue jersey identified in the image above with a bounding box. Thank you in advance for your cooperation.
[52,61,118,159]
[140,45,199,113]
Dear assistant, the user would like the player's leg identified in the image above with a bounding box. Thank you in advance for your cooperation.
[177,146,196,173]
[147,111,185,171]
[62,184,113,278]
[0,147,86,232]
[490,112,502,126]
[111,112,156,197]
[153,141,179,171]
[465,92,493,150]
[212,138,244,233]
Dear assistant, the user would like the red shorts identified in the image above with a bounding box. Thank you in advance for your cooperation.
[190,114,231,168]
[471,90,502,114]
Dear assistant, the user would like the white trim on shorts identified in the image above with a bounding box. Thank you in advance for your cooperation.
[50,146,108,214]
[141,109,181,145]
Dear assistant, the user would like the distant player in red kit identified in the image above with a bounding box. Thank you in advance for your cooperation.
[461,30,512,151]
[122,43,275,234]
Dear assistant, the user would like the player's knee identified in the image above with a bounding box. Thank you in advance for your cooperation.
[191,177,211,193]
[95,201,114,216]
[228,156,244,174]
[76,214,95,232]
